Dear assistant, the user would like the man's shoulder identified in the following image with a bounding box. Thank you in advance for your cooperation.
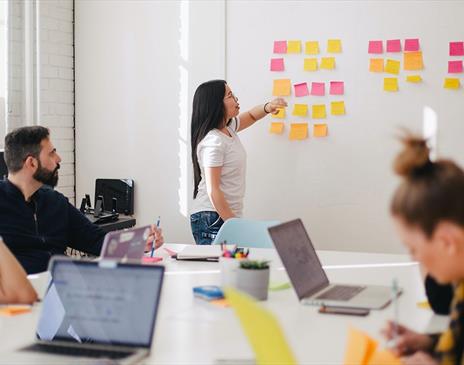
[37,185,69,203]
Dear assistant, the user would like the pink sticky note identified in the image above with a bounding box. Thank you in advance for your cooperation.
[450,41,464,56]
[448,60,463,74]
[274,40,287,54]
[294,82,309,97]
[329,81,344,95]
[270,58,284,71]
[368,40,383,54]
[404,38,420,51]
[386,39,401,52]
[311,82,325,96]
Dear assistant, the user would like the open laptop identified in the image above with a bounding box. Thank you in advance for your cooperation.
[100,225,150,262]
[1,258,164,365]
[268,219,397,310]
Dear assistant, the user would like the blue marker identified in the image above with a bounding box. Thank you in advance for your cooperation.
[150,216,161,258]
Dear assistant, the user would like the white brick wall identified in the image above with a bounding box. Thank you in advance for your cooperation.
[5,0,75,201]
[38,0,75,202]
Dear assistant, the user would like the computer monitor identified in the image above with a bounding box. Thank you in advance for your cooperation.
[0,150,7,180]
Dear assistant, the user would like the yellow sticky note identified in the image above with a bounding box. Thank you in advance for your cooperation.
[383,78,398,92]
[344,327,378,365]
[444,78,460,89]
[269,122,285,135]
[385,59,400,75]
[304,58,318,71]
[320,57,335,70]
[312,104,326,119]
[404,51,423,70]
[327,39,342,53]
[331,101,346,115]
[292,104,308,117]
[406,75,422,83]
[225,288,297,365]
[369,58,384,72]
[417,300,431,309]
[287,40,301,53]
[305,41,319,55]
[273,79,291,96]
[367,350,402,365]
[313,124,328,137]
[272,107,286,119]
[289,123,308,140]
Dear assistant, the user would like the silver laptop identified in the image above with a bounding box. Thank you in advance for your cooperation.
[100,225,150,262]
[268,219,397,310]
[1,258,164,365]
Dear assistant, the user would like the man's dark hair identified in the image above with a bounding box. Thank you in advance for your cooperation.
[4,126,50,173]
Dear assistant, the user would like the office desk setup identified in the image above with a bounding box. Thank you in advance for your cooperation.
[1,244,449,364]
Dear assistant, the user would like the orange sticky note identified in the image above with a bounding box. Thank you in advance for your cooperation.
[313,124,328,137]
[344,327,378,365]
[287,40,301,53]
[384,78,398,92]
[0,305,32,316]
[403,51,423,70]
[273,79,291,96]
[272,107,286,119]
[444,78,460,89]
[367,349,402,365]
[305,41,319,55]
[312,104,326,119]
[385,59,400,75]
[289,123,308,140]
[304,58,318,71]
[320,57,335,70]
[369,58,384,72]
[269,122,285,135]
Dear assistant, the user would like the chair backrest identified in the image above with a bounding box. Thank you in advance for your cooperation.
[212,218,280,248]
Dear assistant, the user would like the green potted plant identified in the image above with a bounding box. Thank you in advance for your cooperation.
[236,260,270,300]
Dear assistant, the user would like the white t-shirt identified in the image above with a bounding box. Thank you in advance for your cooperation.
[191,118,247,217]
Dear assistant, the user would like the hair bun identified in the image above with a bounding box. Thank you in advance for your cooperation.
[393,133,431,177]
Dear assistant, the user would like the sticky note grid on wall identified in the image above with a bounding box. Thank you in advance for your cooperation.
[270,39,345,141]
[444,41,463,89]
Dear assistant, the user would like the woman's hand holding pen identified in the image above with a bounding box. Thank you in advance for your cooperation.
[266,98,287,114]
[381,321,434,356]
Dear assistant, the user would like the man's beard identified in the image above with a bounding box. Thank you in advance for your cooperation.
[33,161,60,187]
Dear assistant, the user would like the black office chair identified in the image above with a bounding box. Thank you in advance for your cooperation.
[0,150,7,180]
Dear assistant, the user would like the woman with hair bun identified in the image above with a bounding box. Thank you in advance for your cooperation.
[382,133,464,365]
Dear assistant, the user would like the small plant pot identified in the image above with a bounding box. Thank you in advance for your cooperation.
[236,267,270,301]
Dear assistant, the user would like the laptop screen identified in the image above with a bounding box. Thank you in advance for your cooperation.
[36,259,164,348]
[100,225,150,260]
[268,219,329,300]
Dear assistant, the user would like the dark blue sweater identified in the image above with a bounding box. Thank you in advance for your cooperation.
[0,180,105,274]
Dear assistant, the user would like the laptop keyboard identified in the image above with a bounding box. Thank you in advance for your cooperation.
[315,285,365,301]
[22,343,133,359]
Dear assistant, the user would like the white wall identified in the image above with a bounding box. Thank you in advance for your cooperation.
[226,1,464,253]
[75,0,464,252]
[4,0,75,200]
[75,0,225,243]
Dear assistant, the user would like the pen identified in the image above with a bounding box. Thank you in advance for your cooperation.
[389,278,399,348]
[150,216,161,258]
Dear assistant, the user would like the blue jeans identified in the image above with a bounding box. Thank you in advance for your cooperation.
[190,211,224,245]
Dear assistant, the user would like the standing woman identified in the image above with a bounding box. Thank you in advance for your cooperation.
[190,80,287,245]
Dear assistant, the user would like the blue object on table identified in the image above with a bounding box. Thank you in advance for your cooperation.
[193,286,224,301]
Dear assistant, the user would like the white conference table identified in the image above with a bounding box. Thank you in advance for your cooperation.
[0,244,449,365]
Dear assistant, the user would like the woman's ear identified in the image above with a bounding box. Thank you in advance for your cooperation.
[433,221,464,256]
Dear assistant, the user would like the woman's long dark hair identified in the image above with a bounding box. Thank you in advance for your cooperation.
[191,80,227,199]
